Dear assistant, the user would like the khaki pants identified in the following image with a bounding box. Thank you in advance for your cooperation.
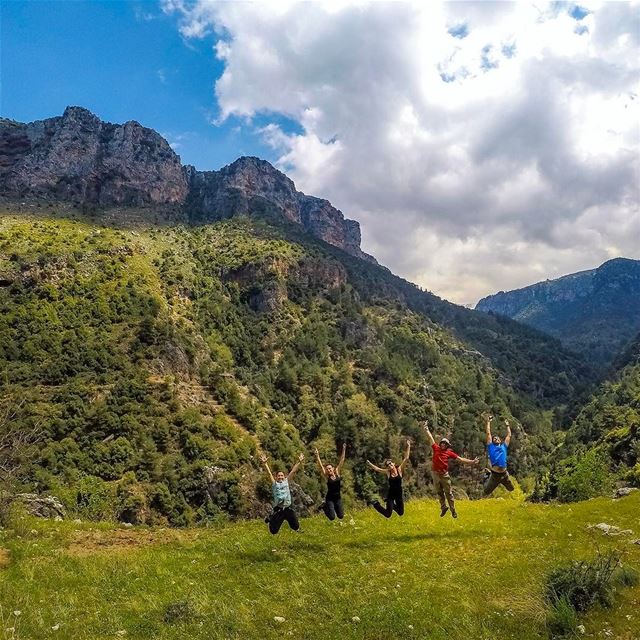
[431,470,455,511]
[483,470,514,496]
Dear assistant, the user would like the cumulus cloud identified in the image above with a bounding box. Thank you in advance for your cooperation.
[164,0,640,305]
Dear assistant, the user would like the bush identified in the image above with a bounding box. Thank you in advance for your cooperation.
[615,564,639,588]
[546,595,579,638]
[545,551,620,614]
[557,448,613,503]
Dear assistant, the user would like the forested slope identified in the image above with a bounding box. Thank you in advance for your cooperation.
[0,210,595,523]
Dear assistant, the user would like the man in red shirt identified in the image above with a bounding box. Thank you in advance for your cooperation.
[424,421,479,518]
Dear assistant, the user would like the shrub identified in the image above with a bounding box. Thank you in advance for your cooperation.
[546,595,579,638]
[557,448,613,503]
[614,564,639,588]
[545,551,620,614]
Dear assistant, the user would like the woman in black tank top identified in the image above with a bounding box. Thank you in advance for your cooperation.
[366,439,411,518]
[314,443,347,521]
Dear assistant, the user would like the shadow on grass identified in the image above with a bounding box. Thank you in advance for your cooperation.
[238,540,327,563]
[343,528,481,549]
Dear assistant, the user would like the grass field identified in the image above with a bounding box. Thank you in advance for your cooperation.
[1,494,639,640]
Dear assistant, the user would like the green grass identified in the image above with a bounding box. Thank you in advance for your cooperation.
[1,494,639,640]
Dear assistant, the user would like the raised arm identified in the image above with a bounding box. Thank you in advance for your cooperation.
[336,442,347,474]
[367,460,388,474]
[288,453,305,479]
[458,455,480,466]
[259,453,275,484]
[485,414,493,445]
[314,447,327,477]
[504,419,512,447]
[423,420,436,446]
[399,439,411,472]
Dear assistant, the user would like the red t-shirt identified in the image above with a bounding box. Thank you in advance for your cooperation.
[431,443,459,473]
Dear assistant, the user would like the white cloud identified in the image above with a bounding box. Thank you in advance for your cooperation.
[165,0,640,304]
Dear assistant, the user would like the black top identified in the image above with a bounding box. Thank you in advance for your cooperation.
[326,476,342,499]
[388,473,403,495]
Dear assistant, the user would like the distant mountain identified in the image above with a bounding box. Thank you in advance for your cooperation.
[0,106,374,262]
[476,258,640,365]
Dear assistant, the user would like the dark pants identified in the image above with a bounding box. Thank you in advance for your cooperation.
[373,494,404,518]
[268,506,300,534]
[323,497,344,521]
[483,470,515,496]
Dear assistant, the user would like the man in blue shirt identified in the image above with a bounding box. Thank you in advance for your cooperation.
[483,415,515,496]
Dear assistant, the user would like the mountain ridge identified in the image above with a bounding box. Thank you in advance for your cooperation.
[476,257,640,365]
[0,106,375,262]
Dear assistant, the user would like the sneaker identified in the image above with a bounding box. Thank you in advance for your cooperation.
[440,505,449,517]
[451,510,458,519]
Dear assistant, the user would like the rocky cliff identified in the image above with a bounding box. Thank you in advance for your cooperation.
[0,107,374,262]
[476,258,640,365]
[0,107,188,207]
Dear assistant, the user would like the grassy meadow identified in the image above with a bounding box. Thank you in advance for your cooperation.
[1,493,639,640]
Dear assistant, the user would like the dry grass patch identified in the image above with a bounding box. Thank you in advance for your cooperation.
[66,528,195,557]
[0,548,10,568]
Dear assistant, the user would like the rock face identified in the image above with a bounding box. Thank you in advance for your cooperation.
[0,107,188,207]
[476,258,640,365]
[185,157,375,262]
[0,107,374,262]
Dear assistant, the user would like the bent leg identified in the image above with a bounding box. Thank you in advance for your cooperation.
[393,494,405,516]
[334,498,344,520]
[500,473,515,492]
[373,499,393,518]
[284,507,300,531]
[483,472,501,497]
[324,500,336,521]
[269,508,285,535]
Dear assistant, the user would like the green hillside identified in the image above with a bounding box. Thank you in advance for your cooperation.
[533,333,640,502]
[476,258,640,366]
[0,210,595,524]
[1,494,639,640]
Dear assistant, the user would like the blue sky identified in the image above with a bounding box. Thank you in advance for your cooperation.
[1,1,638,304]
[0,0,280,170]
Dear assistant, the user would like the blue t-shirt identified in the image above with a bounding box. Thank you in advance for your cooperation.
[272,479,292,507]
[487,442,508,468]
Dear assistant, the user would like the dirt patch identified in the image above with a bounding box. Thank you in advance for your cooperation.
[0,548,10,568]
[66,528,194,557]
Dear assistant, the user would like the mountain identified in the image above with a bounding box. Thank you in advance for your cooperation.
[0,106,598,524]
[476,258,640,365]
[0,107,373,262]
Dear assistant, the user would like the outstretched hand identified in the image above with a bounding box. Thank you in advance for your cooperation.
[298,453,305,463]
[472,456,480,464]
[342,442,347,452]
[259,454,268,464]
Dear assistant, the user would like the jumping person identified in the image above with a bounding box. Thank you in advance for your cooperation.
[314,443,347,521]
[423,421,479,518]
[483,415,514,496]
[366,440,411,518]
[259,452,304,534]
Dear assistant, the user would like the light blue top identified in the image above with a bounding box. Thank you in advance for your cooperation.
[272,479,292,507]
[487,442,508,468]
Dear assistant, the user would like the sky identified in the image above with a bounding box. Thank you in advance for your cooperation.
[2,1,639,305]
